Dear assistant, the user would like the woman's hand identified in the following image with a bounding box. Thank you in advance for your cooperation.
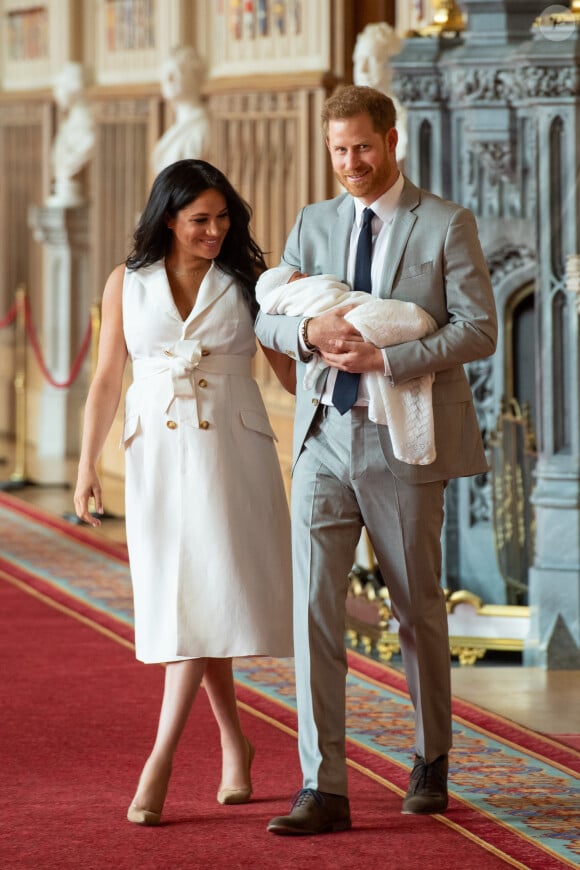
[74,465,104,527]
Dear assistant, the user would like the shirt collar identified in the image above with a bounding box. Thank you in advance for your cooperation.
[353,172,404,227]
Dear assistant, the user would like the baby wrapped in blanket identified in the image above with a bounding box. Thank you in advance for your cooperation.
[256,265,438,465]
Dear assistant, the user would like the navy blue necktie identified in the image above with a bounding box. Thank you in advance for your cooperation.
[331,207,374,414]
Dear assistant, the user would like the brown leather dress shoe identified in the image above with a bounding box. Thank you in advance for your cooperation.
[267,788,352,835]
[402,754,449,814]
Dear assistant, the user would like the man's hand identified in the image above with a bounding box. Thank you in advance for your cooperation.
[320,342,384,373]
[306,305,363,352]
[307,306,385,374]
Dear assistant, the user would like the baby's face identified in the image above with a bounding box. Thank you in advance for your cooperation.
[289,271,308,283]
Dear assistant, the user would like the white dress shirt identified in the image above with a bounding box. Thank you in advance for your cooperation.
[315,172,404,406]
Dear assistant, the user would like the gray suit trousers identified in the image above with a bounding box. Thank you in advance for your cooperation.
[291,405,452,797]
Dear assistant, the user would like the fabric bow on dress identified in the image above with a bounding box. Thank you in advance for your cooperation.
[166,339,203,397]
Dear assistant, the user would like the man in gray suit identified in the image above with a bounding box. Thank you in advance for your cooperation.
[256,85,497,835]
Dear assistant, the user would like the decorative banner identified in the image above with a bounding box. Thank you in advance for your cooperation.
[229,0,243,39]
[227,0,302,41]
[104,0,155,52]
[257,0,268,35]
[273,0,286,35]
[7,6,49,61]
[243,0,255,38]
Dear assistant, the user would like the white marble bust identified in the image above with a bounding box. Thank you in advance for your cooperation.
[151,46,211,176]
[353,22,408,165]
[47,63,95,207]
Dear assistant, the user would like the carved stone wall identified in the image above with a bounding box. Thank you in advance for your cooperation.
[392,0,580,665]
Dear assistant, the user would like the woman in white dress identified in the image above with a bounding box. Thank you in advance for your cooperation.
[74,159,294,826]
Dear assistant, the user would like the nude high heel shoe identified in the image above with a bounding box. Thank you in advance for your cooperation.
[217,736,255,805]
[127,759,171,826]
[127,804,162,826]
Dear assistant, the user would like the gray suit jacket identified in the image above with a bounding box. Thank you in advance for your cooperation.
[255,177,498,483]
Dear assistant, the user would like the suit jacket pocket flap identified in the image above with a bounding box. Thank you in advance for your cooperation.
[240,409,278,441]
[399,261,433,279]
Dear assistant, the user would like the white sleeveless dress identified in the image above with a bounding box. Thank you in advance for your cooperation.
[121,261,293,663]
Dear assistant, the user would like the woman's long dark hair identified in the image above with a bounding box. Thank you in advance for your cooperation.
[126,159,266,317]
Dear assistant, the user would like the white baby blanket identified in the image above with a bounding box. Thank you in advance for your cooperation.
[256,268,438,465]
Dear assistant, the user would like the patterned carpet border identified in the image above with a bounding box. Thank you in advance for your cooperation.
[1,490,579,870]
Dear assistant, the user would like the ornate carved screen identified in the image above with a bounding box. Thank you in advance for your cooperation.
[489,399,537,607]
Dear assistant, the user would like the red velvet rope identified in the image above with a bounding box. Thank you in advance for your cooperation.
[23,295,93,389]
[0,300,18,329]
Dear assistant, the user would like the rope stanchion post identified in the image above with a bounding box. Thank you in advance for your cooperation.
[11,285,27,483]
[0,285,31,490]
[0,293,20,467]
[1,284,93,491]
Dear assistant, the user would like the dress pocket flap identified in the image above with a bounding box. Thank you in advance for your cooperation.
[240,409,277,441]
[120,413,141,447]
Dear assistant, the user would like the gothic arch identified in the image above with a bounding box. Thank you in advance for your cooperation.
[485,243,536,422]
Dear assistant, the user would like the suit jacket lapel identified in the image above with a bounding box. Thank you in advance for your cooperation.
[330,196,355,280]
[379,177,420,297]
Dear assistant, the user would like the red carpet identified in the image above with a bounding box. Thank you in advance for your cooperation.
[1,576,514,870]
[1,490,579,869]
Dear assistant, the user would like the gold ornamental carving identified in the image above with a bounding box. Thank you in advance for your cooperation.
[419,0,466,35]
[346,571,530,666]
